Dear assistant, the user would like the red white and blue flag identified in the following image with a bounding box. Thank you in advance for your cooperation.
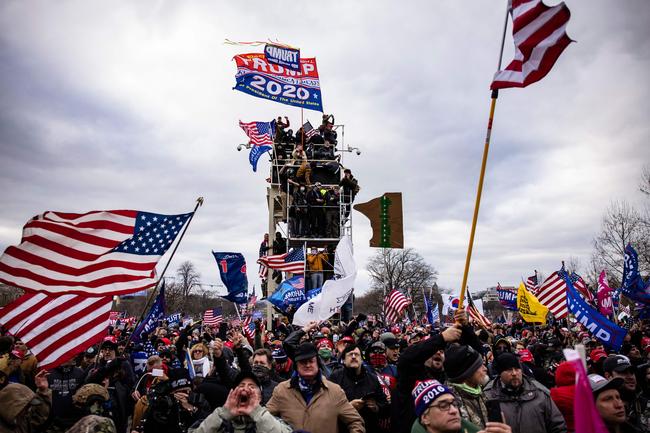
[239,120,275,172]
[0,210,192,296]
[257,248,305,274]
[491,0,572,89]
[384,289,411,324]
[203,308,223,327]
[0,292,113,370]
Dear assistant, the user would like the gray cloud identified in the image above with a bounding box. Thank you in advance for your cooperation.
[0,1,649,299]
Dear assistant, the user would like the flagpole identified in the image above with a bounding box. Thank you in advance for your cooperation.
[130,197,205,337]
[458,4,510,310]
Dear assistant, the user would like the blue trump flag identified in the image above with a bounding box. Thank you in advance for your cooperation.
[497,286,518,310]
[564,272,626,351]
[621,245,650,306]
[424,295,437,324]
[212,252,248,304]
[131,282,166,343]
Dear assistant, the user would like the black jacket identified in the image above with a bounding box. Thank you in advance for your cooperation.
[330,365,390,432]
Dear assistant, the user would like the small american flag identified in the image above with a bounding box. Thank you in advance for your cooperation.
[0,210,192,296]
[242,315,255,340]
[239,120,275,146]
[570,272,594,303]
[525,273,538,292]
[257,248,305,274]
[203,308,223,326]
[466,290,492,329]
[302,121,319,140]
[384,289,411,324]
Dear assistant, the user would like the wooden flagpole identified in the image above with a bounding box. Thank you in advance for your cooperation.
[458,4,510,310]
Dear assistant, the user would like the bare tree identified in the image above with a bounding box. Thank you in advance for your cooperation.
[366,248,438,317]
[640,164,650,196]
[592,201,648,282]
[564,256,582,275]
[166,261,201,313]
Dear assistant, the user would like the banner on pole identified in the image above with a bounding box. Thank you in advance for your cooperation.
[233,53,323,112]
[264,44,300,71]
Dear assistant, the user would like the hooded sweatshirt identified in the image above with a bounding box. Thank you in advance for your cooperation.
[550,361,576,432]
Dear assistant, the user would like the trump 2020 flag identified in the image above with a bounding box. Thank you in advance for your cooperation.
[564,272,626,351]
[212,252,248,304]
[131,282,166,343]
[233,53,323,112]
[0,210,192,296]
[497,284,518,310]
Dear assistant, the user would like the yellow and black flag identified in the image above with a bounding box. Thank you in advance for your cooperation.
[353,192,403,248]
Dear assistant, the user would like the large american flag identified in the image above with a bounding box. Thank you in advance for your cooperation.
[257,248,305,274]
[491,0,572,89]
[0,210,192,296]
[203,308,223,326]
[384,289,411,324]
[0,292,113,370]
[537,270,568,318]
[239,120,275,146]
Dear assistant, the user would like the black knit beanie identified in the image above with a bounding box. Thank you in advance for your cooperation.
[443,344,483,383]
[493,352,521,375]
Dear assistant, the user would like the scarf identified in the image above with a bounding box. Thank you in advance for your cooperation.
[452,382,483,396]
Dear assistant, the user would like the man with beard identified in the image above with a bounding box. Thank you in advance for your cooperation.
[330,344,389,432]
[484,352,566,433]
[604,355,649,432]
[444,344,490,429]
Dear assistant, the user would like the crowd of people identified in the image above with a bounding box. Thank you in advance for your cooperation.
[1,308,649,433]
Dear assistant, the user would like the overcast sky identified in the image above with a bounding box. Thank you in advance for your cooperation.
[1,1,649,300]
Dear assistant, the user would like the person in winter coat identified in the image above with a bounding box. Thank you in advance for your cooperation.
[47,358,86,431]
[190,370,293,433]
[444,344,491,429]
[329,343,390,432]
[550,361,576,432]
[0,370,51,433]
[196,338,238,410]
[250,348,279,405]
[484,352,567,433]
[267,324,365,433]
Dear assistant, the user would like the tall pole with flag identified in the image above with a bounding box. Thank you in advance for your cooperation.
[459,0,572,308]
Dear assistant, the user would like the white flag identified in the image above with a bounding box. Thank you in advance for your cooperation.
[293,236,356,326]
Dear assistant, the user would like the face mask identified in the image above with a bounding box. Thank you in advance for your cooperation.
[318,349,333,360]
[369,353,387,369]
[252,364,271,382]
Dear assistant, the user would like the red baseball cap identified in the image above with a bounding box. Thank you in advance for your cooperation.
[518,349,534,363]
[590,348,607,363]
